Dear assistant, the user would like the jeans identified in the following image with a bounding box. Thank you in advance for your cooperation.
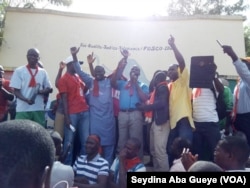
[234,112,250,147]
[167,117,193,166]
[193,121,221,161]
[63,111,90,166]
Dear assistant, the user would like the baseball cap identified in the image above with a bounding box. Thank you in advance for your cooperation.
[0,65,4,73]
[63,56,74,64]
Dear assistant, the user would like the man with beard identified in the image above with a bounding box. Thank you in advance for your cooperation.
[71,47,116,167]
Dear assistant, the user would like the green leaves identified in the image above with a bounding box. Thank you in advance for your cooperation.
[167,0,249,16]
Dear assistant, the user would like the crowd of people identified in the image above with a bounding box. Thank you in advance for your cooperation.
[1,35,250,188]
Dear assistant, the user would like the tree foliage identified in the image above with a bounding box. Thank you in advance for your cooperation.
[244,26,250,56]
[0,0,72,45]
[167,0,250,55]
[2,0,72,8]
[167,0,249,16]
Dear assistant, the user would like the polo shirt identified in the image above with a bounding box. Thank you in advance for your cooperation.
[73,154,109,184]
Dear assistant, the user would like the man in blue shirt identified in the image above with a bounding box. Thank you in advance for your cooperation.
[111,50,149,160]
[222,45,250,147]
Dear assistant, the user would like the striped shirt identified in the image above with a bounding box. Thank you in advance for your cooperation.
[192,88,218,122]
[73,154,109,184]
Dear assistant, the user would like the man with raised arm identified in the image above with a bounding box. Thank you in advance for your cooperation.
[222,45,250,147]
[166,35,195,166]
[111,50,149,160]
[71,47,116,166]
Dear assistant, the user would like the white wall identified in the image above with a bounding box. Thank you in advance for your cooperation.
[0,8,246,100]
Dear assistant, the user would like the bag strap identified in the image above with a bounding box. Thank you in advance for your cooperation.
[210,85,217,100]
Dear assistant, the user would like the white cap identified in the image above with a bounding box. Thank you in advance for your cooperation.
[63,56,74,64]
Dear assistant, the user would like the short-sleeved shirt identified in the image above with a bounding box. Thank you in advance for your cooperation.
[116,80,149,109]
[192,88,218,122]
[73,154,109,184]
[10,65,52,112]
[57,73,88,114]
[169,68,195,129]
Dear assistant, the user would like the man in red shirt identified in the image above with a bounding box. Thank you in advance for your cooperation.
[0,65,15,122]
[57,56,90,166]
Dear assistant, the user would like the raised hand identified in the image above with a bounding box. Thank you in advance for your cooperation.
[221,45,238,62]
[168,34,175,47]
[87,52,96,64]
[222,45,236,56]
[70,46,80,56]
[59,61,66,69]
[120,48,130,59]
[181,148,198,171]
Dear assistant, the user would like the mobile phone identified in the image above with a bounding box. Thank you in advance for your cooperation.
[216,40,223,47]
